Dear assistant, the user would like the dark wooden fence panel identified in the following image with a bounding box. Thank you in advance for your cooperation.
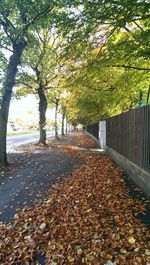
[106,106,150,173]
[86,123,99,140]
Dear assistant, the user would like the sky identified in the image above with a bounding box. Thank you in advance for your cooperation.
[8,94,59,124]
[9,95,39,122]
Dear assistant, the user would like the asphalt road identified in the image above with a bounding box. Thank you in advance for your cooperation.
[7,131,55,152]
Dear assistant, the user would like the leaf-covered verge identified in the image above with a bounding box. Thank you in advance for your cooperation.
[0,132,149,265]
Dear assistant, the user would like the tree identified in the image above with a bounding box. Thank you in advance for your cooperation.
[16,29,66,144]
[62,44,150,125]
[59,0,150,125]
[60,105,66,136]
[0,0,56,166]
[1,0,149,166]
[47,87,61,140]
[60,0,149,64]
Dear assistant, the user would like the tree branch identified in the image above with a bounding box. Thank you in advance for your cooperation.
[15,3,56,42]
[96,25,118,58]
[0,16,15,43]
[15,80,33,89]
[108,64,150,71]
[134,21,145,32]
[0,1,16,30]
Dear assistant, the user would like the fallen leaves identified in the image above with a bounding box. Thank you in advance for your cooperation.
[128,236,136,244]
[0,132,149,264]
[104,261,117,265]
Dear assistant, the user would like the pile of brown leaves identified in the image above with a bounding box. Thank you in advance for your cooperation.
[0,132,149,265]
[76,132,98,149]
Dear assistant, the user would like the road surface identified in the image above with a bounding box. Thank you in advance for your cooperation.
[7,131,55,152]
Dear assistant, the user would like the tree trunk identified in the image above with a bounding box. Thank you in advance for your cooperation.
[38,86,47,145]
[66,119,68,134]
[146,85,150,104]
[55,99,59,139]
[61,112,65,136]
[0,42,26,167]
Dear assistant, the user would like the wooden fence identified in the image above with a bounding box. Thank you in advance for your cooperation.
[106,105,150,173]
[86,123,99,140]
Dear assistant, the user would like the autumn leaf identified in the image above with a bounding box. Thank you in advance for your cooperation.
[67,255,74,262]
[128,236,136,244]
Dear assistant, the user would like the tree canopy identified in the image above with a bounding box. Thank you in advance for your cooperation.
[58,0,150,125]
[0,0,150,165]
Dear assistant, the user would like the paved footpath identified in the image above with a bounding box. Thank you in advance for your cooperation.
[0,134,81,223]
[0,132,149,227]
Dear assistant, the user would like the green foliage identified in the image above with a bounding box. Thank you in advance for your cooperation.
[15,29,61,94]
[63,31,150,125]
[0,0,56,47]
[1,0,149,125]
[59,0,150,125]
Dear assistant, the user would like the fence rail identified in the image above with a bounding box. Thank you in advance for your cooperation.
[106,106,150,173]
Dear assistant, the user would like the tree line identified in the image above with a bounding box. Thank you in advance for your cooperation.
[0,0,149,167]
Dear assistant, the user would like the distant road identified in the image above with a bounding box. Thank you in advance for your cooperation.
[7,131,55,152]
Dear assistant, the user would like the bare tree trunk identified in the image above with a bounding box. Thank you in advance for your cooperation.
[61,112,65,136]
[146,85,150,104]
[38,86,47,145]
[0,105,8,167]
[61,106,66,136]
[66,119,68,134]
[55,98,59,139]
[0,42,26,167]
